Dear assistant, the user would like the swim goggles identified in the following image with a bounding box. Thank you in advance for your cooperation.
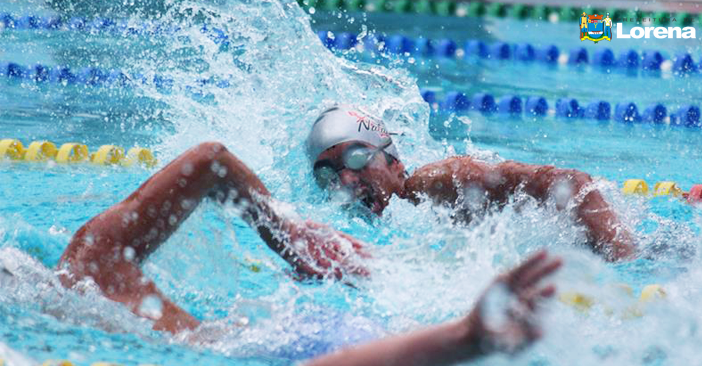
[313,138,394,189]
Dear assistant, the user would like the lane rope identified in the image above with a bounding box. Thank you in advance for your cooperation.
[299,0,699,26]
[0,60,235,92]
[319,30,700,76]
[622,179,702,204]
[559,283,667,318]
[0,139,157,167]
[419,89,702,127]
[1,11,698,77]
[0,14,230,45]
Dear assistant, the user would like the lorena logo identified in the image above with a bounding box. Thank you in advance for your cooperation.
[580,12,697,42]
[616,24,696,39]
[580,12,613,43]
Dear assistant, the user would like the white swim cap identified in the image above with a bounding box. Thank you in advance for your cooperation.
[307,105,400,162]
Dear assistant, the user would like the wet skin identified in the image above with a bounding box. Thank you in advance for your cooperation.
[59,140,633,335]
[307,250,562,366]
[317,141,635,261]
[59,142,370,334]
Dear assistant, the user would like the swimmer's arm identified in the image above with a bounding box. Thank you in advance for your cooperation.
[305,319,481,366]
[154,143,370,279]
[497,161,635,261]
[59,232,200,333]
[58,142,248,333]
[54,142,287,333]
[305,251,561,366]
[59,142,366,333]
[404,158,634,261]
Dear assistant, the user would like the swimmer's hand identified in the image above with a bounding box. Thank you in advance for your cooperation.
[304,250,560,366]
[463,250,562,355]
[287,220,371,281]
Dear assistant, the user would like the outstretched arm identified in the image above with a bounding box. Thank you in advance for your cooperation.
[404,157,635,261]
[59,142,368,333]
[306,250,561,366]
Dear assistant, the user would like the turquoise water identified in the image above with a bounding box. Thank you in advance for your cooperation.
[2,1,702,365]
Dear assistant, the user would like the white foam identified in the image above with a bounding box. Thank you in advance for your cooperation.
[0,342,36,366]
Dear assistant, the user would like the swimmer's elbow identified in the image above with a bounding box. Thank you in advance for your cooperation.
[551,169,594,191]
[197,141,228,153]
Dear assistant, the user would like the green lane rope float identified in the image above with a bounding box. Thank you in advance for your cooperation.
[297,0,700,26]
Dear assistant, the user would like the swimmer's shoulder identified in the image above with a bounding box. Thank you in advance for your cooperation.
[402,156,485,202]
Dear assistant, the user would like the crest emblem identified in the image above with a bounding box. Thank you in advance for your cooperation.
[581,12,613,43]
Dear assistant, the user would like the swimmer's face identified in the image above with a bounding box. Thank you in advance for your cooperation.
[314,141,406,215]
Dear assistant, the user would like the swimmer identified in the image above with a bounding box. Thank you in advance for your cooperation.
[308,105,635,260]
[56,138,562,364]
[57,105,624,347]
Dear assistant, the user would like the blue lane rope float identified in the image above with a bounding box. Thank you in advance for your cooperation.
[3,58,699,127]
[421,89,702,127]
[0,139,157,167]
[4,12,696,77]
[3,12,698,77]
[0,61,238,93]
[0,13,231,46]
[318,31,702,77]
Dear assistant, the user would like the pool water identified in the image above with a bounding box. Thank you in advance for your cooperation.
[2,1,702,365]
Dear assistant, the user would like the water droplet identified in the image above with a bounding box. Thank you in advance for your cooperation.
[481,282,513,331]
[181,163,194,176]
[138,295,164,320]
[181,199,194,210]
[168,214,178,226]
[123,246,136,262]
[552,180,574,208]
[88,262,99,274]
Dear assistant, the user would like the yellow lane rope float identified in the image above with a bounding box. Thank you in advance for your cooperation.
[25,141,58,162]
[123,147,156,168]
[0,139,25,160]
[0,139,157,168]
[622,179,702,203]
[56,143,90,163]
[559,283,667,318]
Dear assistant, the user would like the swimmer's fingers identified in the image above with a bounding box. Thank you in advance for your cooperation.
[505,250,548,286]
[507,253,561,292]
[515,258,562,291]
